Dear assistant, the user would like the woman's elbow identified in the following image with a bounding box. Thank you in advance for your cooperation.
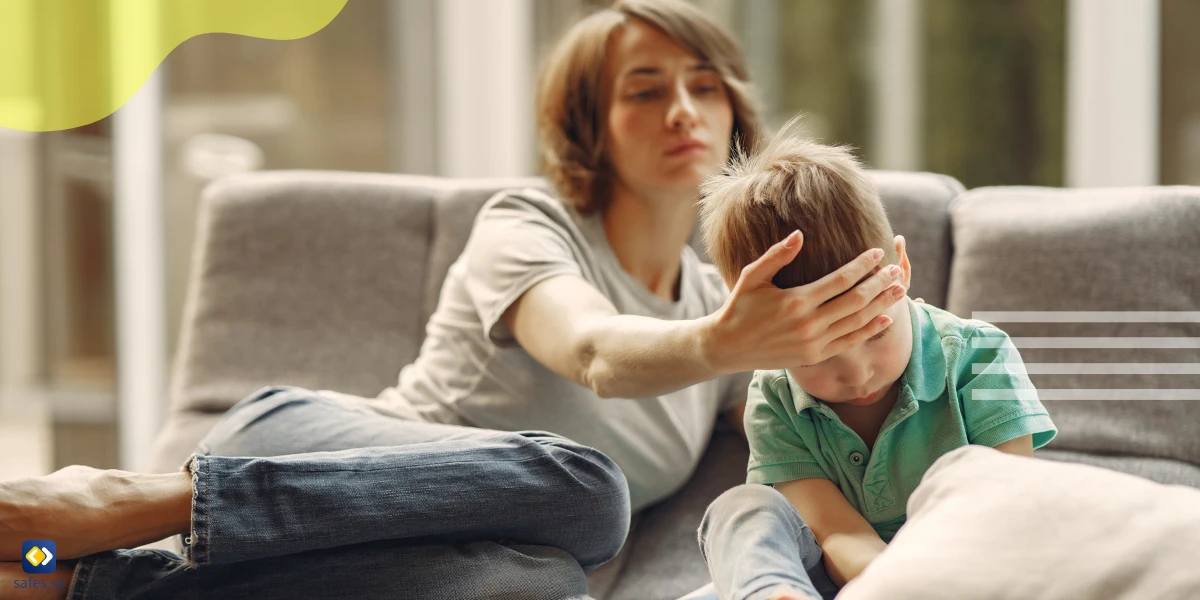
[573,330,618,398]
[579,355,619,399]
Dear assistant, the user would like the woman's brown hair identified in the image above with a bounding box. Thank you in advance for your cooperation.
[536,0,764,214]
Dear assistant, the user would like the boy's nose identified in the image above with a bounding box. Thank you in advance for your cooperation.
[842,365,873,389]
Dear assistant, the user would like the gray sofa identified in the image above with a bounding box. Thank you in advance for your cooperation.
[147,170,1200,599]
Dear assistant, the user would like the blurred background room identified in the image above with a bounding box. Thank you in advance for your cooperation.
[1,0,1198,479]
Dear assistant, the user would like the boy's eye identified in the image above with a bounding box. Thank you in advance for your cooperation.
[868,327,891,342]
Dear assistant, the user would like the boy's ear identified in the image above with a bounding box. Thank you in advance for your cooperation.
[894,235,912,289]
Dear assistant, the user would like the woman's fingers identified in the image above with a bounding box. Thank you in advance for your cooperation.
[804,247,888,309]
[814,257,902,327]
[823,281,905,342]
[822,314,894,359]
[733,230,803,291]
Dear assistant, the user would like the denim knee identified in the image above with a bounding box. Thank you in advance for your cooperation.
[198,385,312,455]
[706,484,796,520]
[700,484,802,543]
[513,431,632,570]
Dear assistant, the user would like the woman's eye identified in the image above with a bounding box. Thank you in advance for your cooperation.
[692,85,718,95]
[631,89,660,100]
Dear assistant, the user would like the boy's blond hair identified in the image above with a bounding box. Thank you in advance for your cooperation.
[699,122,897,289]
[536,0,764,215]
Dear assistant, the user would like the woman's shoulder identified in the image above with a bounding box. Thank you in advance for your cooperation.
[466,187,591,254]
[478,186,575,226]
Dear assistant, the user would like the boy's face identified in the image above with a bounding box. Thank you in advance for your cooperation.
[786,236,914,407]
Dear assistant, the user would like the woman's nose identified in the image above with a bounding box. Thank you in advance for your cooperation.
[666,84,699,130]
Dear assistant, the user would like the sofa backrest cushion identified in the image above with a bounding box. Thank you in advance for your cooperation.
[170,169,962,415]
[417,170,963,324]
[946,186,1200,466]
[870,171,963,309]
[171,171,437,411]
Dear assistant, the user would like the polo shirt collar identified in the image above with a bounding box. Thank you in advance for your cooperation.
[786,298,948,412]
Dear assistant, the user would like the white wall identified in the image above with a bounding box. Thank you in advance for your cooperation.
[1066,0,1161,187]
[437,0,535,177]
[112,71,168,472]
[871,0,923,171]
[0,129,41,392]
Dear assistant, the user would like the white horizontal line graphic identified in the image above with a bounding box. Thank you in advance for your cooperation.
[970,389,1200,401]
[973,363,1200,375]
[971,337,1200,349]
[971,312,1200,323]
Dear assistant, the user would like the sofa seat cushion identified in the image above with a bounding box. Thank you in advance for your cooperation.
[594,428,749,600]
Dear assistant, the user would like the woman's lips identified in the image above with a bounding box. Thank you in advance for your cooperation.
[665,139,708,156]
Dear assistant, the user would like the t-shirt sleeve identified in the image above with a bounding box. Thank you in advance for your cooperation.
[957,324,1058,449]
[463,191,584,347]
[744,371,830,485]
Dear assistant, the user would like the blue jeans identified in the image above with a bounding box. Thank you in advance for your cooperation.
[67,386,631,599]
[698,485,839,600]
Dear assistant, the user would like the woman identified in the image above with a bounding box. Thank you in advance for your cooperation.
[0,1,904,597]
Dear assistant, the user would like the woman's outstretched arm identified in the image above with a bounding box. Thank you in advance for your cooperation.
[0,466,191,561]
[503,231,907,399]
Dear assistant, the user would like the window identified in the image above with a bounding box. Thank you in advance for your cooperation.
[922,0,1065,188]
[1161,0,1200,185]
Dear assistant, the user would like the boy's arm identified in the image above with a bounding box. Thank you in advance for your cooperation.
[774,478,888,587]
[993,433,1034,457]
[957,325,1057,450]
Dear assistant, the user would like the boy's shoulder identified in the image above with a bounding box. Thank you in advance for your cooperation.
[749,368,792,400]
[906,300,1020,397]
[748,369,826,415]
[912,300,1009,346]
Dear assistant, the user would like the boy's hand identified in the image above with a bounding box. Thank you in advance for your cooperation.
[703,230,906,373]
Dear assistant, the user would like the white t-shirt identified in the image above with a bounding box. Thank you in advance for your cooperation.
[341,188,751,511]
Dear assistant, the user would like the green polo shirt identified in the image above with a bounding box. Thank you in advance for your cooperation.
[744,298,1057,542]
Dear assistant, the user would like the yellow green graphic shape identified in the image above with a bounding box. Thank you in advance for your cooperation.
[0,0,349,132]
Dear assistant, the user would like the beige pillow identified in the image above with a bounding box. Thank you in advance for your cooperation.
[838,446,1200,600]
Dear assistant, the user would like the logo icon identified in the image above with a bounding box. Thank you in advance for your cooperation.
[22,540,56,574]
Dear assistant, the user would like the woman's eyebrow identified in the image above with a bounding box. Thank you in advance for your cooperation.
[620,62,717,80]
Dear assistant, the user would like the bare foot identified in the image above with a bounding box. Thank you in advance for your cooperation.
[0,465,192,561]
[0,559,75,600]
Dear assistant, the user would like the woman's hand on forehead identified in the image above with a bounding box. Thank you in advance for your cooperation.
[703,230,905,372]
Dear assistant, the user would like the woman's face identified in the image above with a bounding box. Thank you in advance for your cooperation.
[605,19,735,203]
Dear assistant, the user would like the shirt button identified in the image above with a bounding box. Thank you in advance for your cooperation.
[850,451,866,466]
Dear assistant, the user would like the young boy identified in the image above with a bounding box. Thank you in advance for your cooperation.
[694,128,1058,600]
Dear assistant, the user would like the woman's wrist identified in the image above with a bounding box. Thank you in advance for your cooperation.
[693,312,738,377]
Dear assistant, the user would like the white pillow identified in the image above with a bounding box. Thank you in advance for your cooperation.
[838,446,1200,600]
